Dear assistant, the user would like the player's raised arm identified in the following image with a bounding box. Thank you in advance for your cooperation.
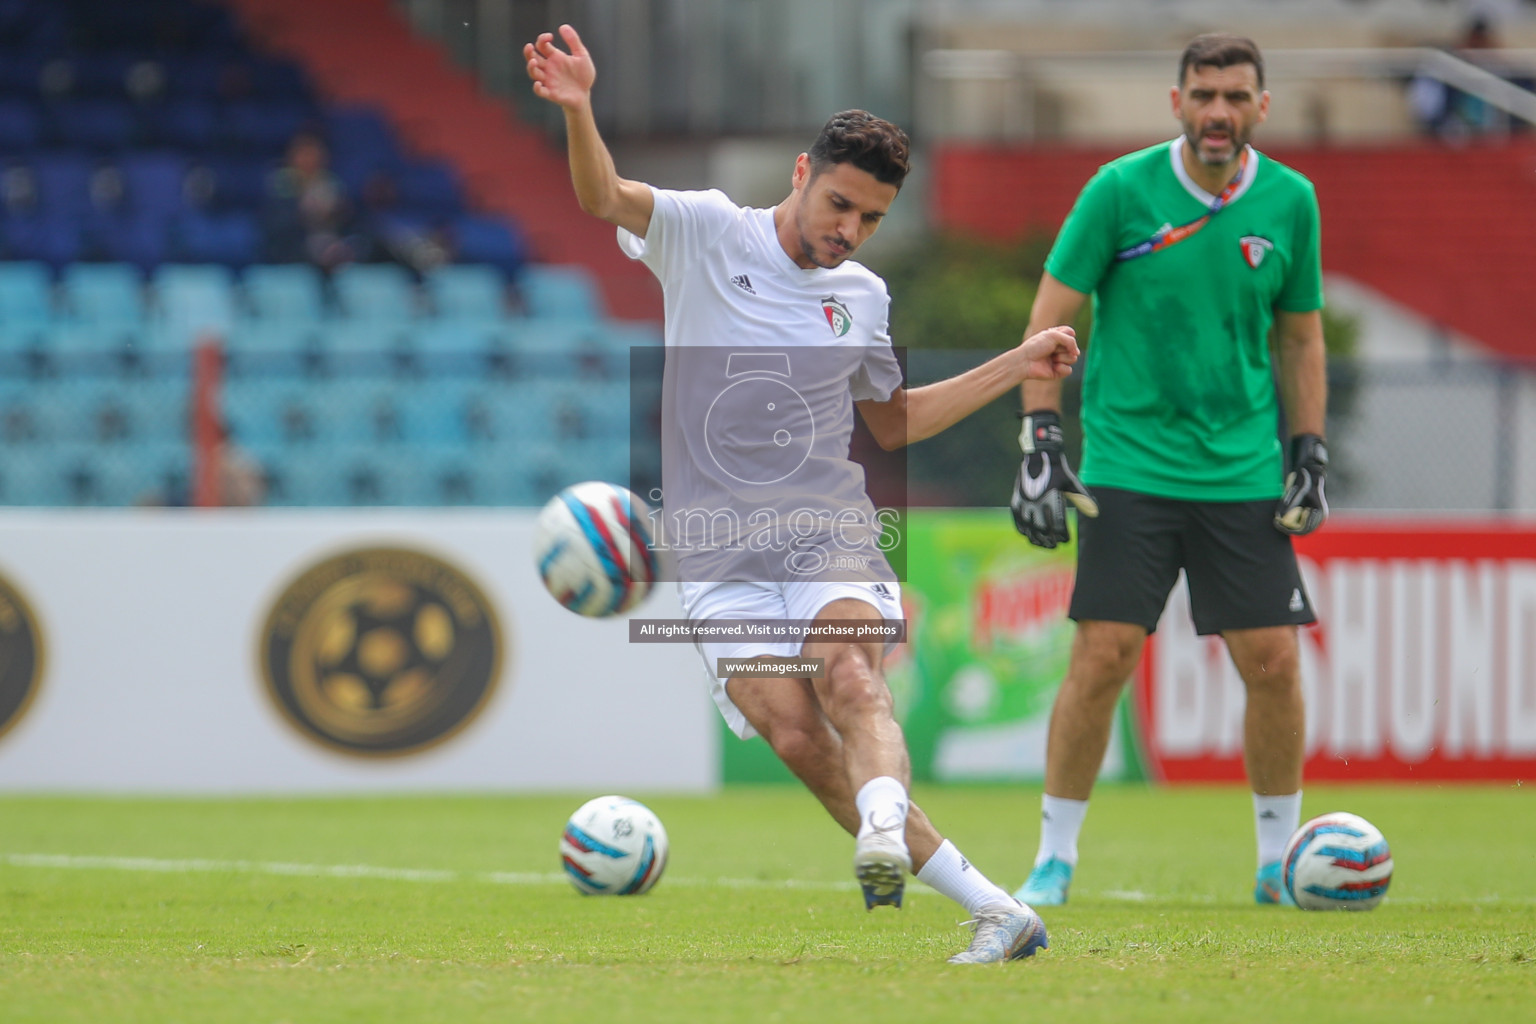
[855,325,1079,450]
[524,25,654,237]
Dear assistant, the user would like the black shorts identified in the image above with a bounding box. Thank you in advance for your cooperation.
[1068,487,1316,636]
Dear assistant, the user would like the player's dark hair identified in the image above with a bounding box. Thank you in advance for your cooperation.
[807,110,910,189]
[1179,33,1265,90]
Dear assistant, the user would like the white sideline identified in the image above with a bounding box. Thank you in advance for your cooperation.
[5,854,1525,905]
[1,852,859,892]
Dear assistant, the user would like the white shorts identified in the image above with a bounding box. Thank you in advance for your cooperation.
[681,579,905,740]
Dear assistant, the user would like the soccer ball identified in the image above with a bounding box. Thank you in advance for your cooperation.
[1282,811,1393,910]
[534,481,657,617]
[559,795,669,895]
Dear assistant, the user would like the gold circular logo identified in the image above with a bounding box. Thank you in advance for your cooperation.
[260,547,503,757]
[0,567,44,745]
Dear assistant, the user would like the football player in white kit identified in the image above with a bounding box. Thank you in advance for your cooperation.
[527,25,1078,963]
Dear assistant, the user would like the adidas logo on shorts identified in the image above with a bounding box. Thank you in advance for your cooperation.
[1289,589,1305,612]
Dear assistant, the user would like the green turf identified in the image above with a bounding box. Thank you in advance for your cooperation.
[1,784,1532,1023]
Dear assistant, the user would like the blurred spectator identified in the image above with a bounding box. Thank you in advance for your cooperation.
[1409,14,1531,140]
[261,131,359,268]
[357,168,452,273]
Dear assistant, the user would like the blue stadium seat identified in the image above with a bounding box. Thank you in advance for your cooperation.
[52,98,138,150]
[147,98,218,151]
[0,260,55,328]
[221,101,311,153]
[0,97,39,148]
[29,152,93,220]
[396,160,462,218]
[118,152,188,218]
[85,212,170,269]
[154,263,236,339]
[424,264,504,321]
[331,263,416,322]
[324,106,403,170]
[62,263,144,327]
[242,263,324,323]
[517,263,603,320]
[452,215,525,277]
[0,216,81,268]
[188,155,271,210]
[172,211,259,266]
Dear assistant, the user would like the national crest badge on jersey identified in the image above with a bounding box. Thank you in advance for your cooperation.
[822,296,852,337]
[1240,235,1275,269]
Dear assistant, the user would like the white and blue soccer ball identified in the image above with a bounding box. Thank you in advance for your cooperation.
[1282,811,1394,910]
[534,481,657,617]
[560,795,669,896]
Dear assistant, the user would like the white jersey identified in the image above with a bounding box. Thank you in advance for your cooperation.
[618,187,904,586]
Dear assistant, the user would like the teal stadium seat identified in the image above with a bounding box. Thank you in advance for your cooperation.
[517,264,603,321]
[154,264,237,345]
[332,264,417,323]
[0,261,57,329]
[243,264,326,324]
[62,263,145,329]
[425,264,506,322]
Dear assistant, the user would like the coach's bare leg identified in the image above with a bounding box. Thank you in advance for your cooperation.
[728,673,943,869]
[1043,620,1147,799]
[1223,626,1305,794]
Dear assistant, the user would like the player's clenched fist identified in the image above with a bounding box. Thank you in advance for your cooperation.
[524,24,596,108]
[1016,325,1079,381]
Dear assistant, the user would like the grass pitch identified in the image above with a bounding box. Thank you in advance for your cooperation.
[1,784,1532,1023]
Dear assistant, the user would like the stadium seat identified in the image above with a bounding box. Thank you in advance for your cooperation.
[0,260,55,328]
[62,263,145,328]
[424,264,505,321]
[85,212,170,269]
[221,101,312,154]
[331,263,416,322]
[118,152,189,219]
[242,263,325,323]
[224,378,324,445]
[0,216,81,268]
[172,210,259,265]
[147,97,218,151]
[52,98,138,150]
[0,97,39,148]
[323,321,414,375]
[517,263,603,320]
[452,215,526,277]
[154,263,236,339]
[29,153,94,220]
[225,320,324,375]
[396,160,462,219]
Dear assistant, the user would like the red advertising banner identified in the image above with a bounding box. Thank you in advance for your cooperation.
[1135,521,1536,783]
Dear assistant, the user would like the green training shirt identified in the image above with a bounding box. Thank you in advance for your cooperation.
[1045,138,1324,501]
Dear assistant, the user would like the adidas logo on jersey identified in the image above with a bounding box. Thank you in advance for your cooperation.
[730,274,756,295]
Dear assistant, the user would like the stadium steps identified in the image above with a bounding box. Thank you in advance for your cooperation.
[933,140,1536,362]
[218,0,663,323]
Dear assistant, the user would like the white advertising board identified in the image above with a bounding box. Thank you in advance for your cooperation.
[0,509,716,793]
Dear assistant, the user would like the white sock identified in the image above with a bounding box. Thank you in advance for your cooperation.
[1254,791,1303,867]
[1035,794,1089,868]
[854,776,908,838]
[917,840,1016,915]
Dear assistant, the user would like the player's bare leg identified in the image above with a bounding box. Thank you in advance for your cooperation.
[1225,625,1306,903]
[727,673,939,867]
[1017,619,1146,906]
[801,597,912,907]
[730,671,1048,961]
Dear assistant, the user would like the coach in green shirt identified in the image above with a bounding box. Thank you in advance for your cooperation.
[1008,34,1329,908]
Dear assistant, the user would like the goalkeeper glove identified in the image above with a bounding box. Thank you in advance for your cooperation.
[1010,410,1099,549]
[1274,433,1329,536]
